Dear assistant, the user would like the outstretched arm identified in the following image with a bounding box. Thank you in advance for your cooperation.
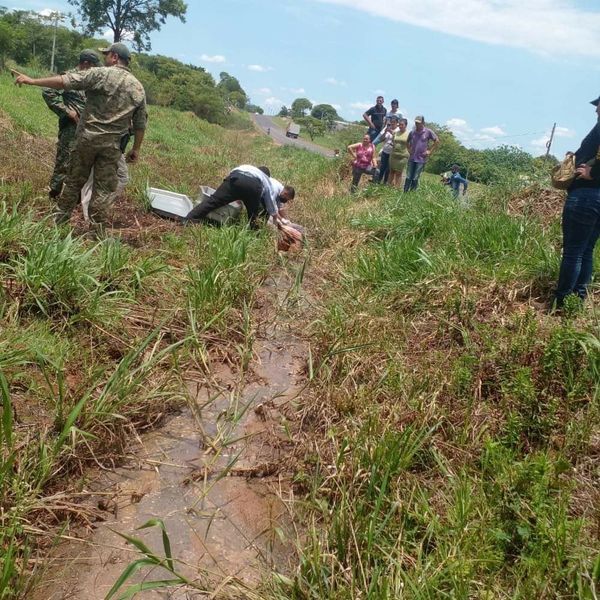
[12,69,65,90]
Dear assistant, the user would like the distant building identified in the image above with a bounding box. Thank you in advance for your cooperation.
[332,120,351,131]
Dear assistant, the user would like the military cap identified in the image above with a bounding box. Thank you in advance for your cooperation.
[98,42,131,60]
[79,49,100,65]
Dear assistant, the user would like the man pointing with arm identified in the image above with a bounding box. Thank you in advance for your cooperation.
[13,42,147,235]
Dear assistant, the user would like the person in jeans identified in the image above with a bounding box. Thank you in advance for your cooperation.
[184,164,294,229]
[447,164,468,198]
[404,116,439,192]
[373,118,399,184]
[362,96,387,142]
[554,96,600,308]
[348,134,377,193]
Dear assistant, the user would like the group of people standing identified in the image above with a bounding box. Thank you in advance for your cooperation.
[348,95,441,193]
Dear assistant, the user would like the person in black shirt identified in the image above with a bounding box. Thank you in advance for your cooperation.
[554,96,600,308]
[363,96,387,142]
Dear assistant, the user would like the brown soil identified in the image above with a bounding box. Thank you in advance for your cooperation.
[30,272,307,599]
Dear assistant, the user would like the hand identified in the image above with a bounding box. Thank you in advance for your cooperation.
[576,164,592,180]
[126,149,139,163]
[425,149,431,157]
[11,69,33,87]
[66,109,79,124]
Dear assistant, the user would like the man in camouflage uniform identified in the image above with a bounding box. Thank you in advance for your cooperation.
[42,49,100,200]
[12,42,147,233]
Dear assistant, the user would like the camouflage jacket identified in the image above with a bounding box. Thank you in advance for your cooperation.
[42,69,86,131]
[62,65,147,142]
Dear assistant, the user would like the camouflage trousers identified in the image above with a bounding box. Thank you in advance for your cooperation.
[57,137,122,228]
[80,155,129,220]
[49,124,77,196]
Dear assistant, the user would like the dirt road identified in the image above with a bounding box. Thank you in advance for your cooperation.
[252,114,335,157]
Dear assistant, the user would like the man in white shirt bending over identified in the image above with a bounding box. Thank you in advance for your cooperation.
[184,164,294,229]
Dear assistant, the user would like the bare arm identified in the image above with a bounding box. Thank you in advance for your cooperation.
[348,143,359,159]
[426,139,440,156]
[12,69,65,89]
[127,129,145,163]
[362,111,374,128]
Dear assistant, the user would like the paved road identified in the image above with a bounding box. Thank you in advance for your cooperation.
[252,114,335,157]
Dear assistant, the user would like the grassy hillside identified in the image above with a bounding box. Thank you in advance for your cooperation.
[0,71,599,599]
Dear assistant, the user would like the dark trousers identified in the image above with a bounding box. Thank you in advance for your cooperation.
[403,160,426,192]
[185,172,266,229]
[378,152,391,184]
[555,187,600,304]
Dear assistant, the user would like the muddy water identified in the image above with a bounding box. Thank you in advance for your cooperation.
[35,300,305,599]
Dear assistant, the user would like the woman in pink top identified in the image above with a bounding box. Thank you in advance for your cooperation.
[347,134,377,193]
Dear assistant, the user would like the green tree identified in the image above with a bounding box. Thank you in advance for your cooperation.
[278,105,289,117]
[296,116,325,141]
[0,19,14,69]
[68,0,187,51]
[291,97,312,119]
[311,103,339,122]
[245,103,263,115]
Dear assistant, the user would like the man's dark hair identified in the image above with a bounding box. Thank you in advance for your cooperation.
[400,118,408,125]
[376,95,384,101]
[258,166,271,176]
[391,99,399,105]
[281,185,295,203]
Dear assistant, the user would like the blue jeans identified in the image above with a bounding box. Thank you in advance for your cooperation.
[555,187,600,304]
[378,152,391,184]
[367,127,379,142]
[404,160,425,191]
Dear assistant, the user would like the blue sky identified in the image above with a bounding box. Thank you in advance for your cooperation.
[14,0,600,156]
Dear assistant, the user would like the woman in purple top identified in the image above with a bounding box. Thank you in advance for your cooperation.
[348,134,377,193]
[404,116,439,192]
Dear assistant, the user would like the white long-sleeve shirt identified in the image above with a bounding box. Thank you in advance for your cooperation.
[233,164,279,215]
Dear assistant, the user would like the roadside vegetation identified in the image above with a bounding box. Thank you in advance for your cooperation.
[0,64,598,600]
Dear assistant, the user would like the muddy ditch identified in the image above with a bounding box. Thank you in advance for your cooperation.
[32,274,308,599]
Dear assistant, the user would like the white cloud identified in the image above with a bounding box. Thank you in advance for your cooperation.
[447,118,513,148]
[349,101,372,110]
[446,118,469,130]
[200,54,226,63]
[248,64,273,72]
[531,135,550,149]
[317,0,600,58]
[292,87,306,94]
[257,87,272,95]
[264,96,284,106]
[373,89,386,95]
[480,125,506,136]
[531,125,576,150]
[554,126,576,138]
[325,77,347,86]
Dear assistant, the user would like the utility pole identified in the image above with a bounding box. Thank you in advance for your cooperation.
[46,11,64,73]
[545,122,557,159]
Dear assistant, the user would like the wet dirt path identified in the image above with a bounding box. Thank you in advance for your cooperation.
[34,274,307,599]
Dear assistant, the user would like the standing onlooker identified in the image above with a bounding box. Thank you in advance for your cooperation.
[389,118,409,188]
[448,164,468,198]
[553,96,600,308]
[362,96,387,142]
[42,49,100,200]
[383,99,402,127]
[348,134,377,193]
[376,119,398,184]
[404,116,439,192]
